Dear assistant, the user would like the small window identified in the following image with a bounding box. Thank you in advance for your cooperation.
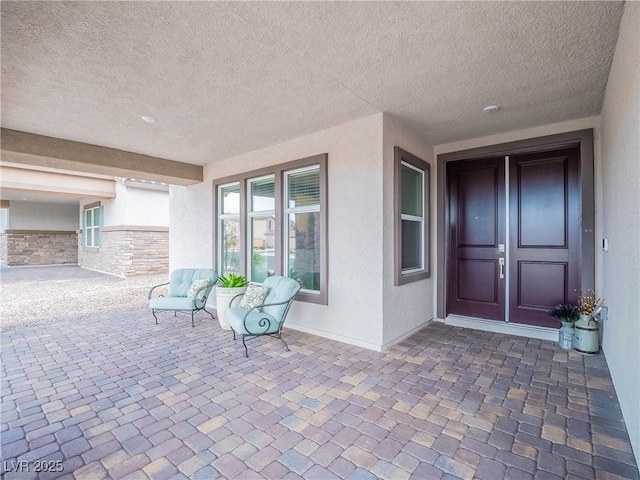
[84,205,102,247]
[394,147,430,285]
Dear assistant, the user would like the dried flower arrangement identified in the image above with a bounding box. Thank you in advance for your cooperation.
[549,303,580,323]
[577,290,605,316]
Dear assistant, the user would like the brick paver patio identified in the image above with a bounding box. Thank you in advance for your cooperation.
[1,309,638,479]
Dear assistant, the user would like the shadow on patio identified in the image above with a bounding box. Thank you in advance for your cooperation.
[1,309,638,479]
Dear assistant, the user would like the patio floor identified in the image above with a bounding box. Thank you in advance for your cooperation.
[1,309,638,480]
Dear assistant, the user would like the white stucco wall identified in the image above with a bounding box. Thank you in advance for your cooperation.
[125,185,170,226]
[101,182,127,227]
[170,181,212,269]
[8,201,78,231]
[171,113,386,349]
[80,182,169,228]
[382,115,435,347]
[600,1,640,462]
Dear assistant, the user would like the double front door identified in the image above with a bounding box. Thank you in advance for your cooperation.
[447,147,581,328]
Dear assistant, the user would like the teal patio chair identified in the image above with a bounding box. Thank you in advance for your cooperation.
[227,275,301,357]
[149,268,218,327]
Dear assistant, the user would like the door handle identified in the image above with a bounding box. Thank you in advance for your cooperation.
[499,258,505,279]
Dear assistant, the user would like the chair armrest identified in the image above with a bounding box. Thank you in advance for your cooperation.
[229,292,246,308]
[239,295,299,334]
[193,285,211,307]
[148,282,170,300]
[234,297,295,317]
[194,278,218,307]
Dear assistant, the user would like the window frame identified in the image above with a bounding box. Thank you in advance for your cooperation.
[247,174,276,283]
[83,202,102,248]
[284,165,322,296]
[213,153,328,305]
[394,147,431,286]
[217,181,241,277]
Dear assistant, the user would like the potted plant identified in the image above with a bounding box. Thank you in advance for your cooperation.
[577,290,605,321]
[215,273,249,330]
[549,303,579,350]
[574,290,605,354]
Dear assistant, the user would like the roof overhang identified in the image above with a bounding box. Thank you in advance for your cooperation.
[1,128,203,186]
[0,165,116,202]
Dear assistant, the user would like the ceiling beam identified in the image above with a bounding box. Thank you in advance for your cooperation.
[1,166,117,199]
[1,128,203,186]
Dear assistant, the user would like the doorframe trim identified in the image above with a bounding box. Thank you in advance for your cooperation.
[436,129,595,320]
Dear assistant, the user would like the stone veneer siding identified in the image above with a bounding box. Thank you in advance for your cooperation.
[78,227,169,278]
[4,230,78,266]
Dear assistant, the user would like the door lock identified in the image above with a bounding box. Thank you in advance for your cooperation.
[499,257,505,279]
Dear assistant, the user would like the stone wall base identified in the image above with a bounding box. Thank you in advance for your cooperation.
[4,231,78,266]
[78,228,168,278]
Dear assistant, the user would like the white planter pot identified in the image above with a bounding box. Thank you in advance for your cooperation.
[574,314,599,354]
[215,286,247,330]
[558,321,575,350]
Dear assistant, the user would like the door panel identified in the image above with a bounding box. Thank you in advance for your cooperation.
[458,168,498,246]
[518,262,567,308]
[448,158,505,320]
[458,259,498,303]
[509,148,581,327]
[519,159,567,247]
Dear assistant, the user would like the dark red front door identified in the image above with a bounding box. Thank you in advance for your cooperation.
[447,157,506,321]
[508,148,581,327]
[447,147,581,327]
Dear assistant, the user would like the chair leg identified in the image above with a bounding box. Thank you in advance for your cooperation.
[152,310,158,325]
[241,335,249,358]
[203,306,215,320]
[191,311,195,328]
[232,330,236,340]
[278,333,290,352]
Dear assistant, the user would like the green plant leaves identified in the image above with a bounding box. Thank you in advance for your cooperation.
[219,273,249,288]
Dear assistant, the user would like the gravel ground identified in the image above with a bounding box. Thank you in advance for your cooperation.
[1,272,169,331]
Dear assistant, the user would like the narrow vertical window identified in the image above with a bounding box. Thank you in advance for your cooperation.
[84,205,101,247]
[218,182,241,276]
[284,166,321,293]
[248,175,275,283]
[401,162,424,272]
[394,147,430,285]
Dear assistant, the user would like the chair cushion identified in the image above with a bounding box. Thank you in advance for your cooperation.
[239,283,269,311]
[261,276,300,319]
[187,279,210,302]
[150,296,197,311]
[228,307,279,335]
[169,269,217,298]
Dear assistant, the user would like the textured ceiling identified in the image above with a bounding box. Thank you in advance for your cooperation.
[1,1,625,166]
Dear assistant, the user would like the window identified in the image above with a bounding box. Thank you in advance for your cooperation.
[218,183,241,276]
[394,147,430,285]
[214,154,327,304]
[248,175,275,283]
[83,204,102,247]
[285,166,321,293]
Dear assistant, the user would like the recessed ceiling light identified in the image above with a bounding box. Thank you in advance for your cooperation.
[141,115,157,124]
[483,105,500,113]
